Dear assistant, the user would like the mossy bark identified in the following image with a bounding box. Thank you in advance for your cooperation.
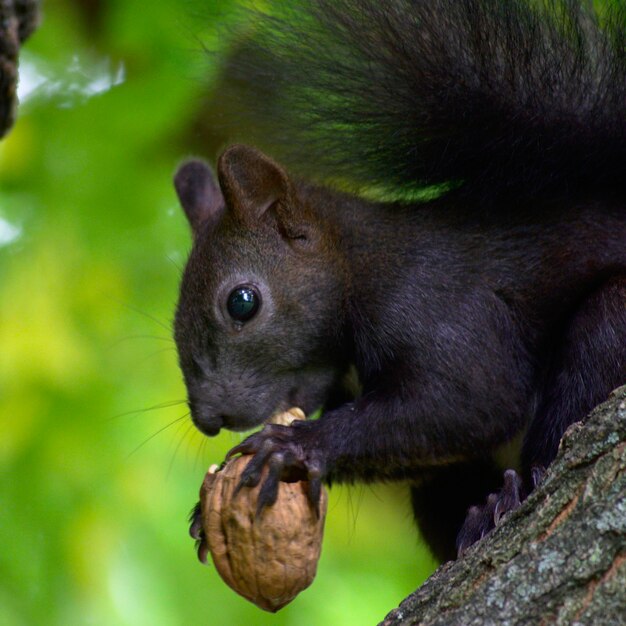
[382,386,626,626]
[0,0,40,136]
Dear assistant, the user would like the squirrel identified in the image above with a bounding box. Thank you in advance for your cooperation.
[175,0,626,562]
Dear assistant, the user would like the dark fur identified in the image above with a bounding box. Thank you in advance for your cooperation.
[211,0,626,200]
[175,1,626,562]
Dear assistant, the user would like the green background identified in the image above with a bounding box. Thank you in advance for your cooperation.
[0,1,436,624]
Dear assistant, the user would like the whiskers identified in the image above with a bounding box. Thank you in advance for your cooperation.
[115,398,220,478]
[107,325,177,367]
[108,398,186,421]
[119,301,174,335]
[109,334,175,347]
[126,410,191,459]
[167,419,198,479]
[106,299,219,474]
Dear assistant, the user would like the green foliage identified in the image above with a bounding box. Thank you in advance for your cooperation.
[0,1,435,624]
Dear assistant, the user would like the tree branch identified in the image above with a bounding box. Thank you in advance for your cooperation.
[0,0,40,137]
[381,385,626,626]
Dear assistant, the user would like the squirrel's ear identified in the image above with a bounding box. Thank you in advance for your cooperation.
[174,159,224,234]
[217,145,291,225]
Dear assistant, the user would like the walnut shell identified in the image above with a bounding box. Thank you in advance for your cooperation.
[199,410,327,612]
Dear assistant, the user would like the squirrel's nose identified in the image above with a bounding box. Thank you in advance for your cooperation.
[192,413,223,437]
[188,399,223,436]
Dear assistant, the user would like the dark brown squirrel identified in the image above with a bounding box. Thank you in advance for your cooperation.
[175,0,626,561]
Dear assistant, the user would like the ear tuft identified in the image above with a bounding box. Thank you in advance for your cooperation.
[174,159,224,234]
[217,145,290,223]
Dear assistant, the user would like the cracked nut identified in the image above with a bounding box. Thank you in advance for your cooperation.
[198,408,327,612]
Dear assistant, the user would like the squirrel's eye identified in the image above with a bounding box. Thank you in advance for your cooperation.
[227,286,260,322]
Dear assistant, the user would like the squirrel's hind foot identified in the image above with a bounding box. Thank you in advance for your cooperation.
[455,469,526,558]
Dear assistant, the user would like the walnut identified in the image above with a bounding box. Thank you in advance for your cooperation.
[197,408,327,612]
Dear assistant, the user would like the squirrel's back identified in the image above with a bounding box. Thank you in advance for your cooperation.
[208,0,626,203]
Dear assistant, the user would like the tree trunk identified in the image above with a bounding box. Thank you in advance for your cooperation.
[0,0,40,136]
[381,385,626,626]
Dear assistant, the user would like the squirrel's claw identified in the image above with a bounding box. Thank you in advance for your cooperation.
[188,501,209,564]
[255,454,286,515]
[228,421,326,514]
[456,469,525,557]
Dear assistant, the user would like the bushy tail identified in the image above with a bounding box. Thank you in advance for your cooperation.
[209,0,626,200]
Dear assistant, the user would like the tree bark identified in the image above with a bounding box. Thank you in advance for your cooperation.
[0,0,40,137]
[381,385,626,626]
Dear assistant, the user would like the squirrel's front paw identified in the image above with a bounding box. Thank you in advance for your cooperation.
[226,421,326,515]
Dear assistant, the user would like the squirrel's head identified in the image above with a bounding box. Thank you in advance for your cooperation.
[173,145,348,436]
